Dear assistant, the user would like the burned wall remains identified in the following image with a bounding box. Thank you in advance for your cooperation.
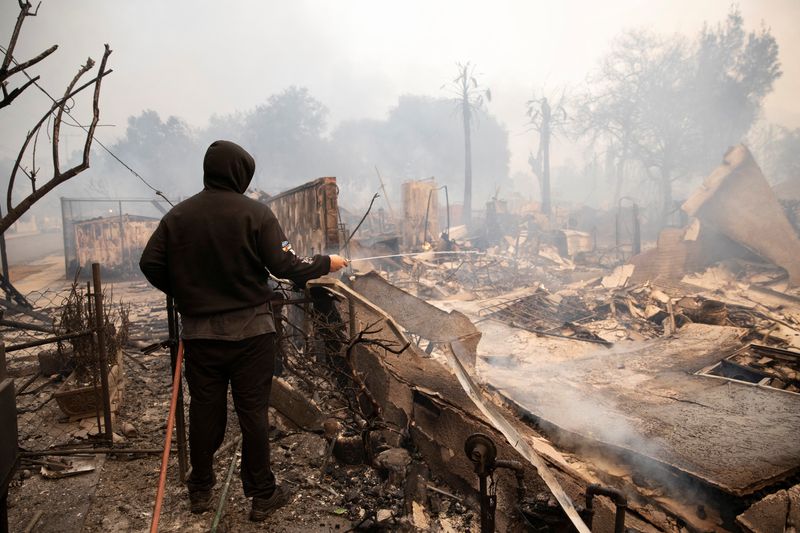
[401,180,439,249]
[71,215,159,278]
[262,177,340,256]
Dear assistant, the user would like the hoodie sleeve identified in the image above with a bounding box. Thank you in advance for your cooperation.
[139,220,172,295]
[258,207,331,287]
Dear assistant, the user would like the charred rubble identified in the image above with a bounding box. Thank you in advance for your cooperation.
[2,145,800,532]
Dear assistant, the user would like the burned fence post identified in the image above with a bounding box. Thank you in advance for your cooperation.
[91,263,114,443]
[616,197,641,261]
[0,341,18,533]
[166,295,188,481]
[632,202,641,256]
[86,280,104,446]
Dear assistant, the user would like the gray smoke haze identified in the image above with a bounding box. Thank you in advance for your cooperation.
[1,0,799,228]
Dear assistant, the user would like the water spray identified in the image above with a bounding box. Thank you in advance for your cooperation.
[348,250,487,263]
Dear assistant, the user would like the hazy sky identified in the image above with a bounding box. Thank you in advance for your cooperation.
[2,0,798,181]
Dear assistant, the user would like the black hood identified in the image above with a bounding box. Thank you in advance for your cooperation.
[203,140,256,193]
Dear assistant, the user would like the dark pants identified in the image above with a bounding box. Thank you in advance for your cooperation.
[183,333,276,499]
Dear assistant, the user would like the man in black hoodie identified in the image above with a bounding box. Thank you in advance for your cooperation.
[140,140,347,521]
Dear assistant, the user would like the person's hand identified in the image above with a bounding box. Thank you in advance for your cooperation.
[329,254,349,273]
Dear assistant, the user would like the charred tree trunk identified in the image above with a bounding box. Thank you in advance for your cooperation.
[462,95,473,228]
[613,136,629,207]
[659,167,673,228]
[613,157,626,207]
[540,99,552,216]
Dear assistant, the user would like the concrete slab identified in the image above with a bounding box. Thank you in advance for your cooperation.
[350,271,481,366]
[737,484,800,533]
[477,322,800,496]
[270,377,324,431]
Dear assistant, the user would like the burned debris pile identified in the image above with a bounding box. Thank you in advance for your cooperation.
[4,146,800,532]
[334,147,800,531]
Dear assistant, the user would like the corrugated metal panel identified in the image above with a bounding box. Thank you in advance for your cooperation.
[401,180,438,249]
[73,215,159,276]
[263,177,340,256]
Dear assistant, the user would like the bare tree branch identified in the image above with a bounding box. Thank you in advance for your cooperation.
[0,1,56,108]
[1,3,32,73]
[2,45,112,234]
[4,44,57,80]
[52,57,95,177]
[1,2,49,77]
[0,73,39,110]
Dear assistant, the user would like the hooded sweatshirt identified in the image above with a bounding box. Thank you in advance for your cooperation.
[139,140,331,317]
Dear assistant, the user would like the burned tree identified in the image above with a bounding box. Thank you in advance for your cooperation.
[527,90,568,217]
[579,9,780,228]
[0,1,112,308]
[444,62,491,228]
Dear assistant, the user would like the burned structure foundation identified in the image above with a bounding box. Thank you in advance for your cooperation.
[282,162,800,532]
[307,277,604,532]
[60,197,170,278]
[5,158,798,532]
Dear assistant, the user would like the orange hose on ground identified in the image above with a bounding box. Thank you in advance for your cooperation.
[150,339,184,533]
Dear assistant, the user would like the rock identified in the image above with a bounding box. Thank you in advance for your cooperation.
[333,434,365,465]
[376,509,393,523]
[375,447,412,486]
[112,432,126,444]
[121,422,138,437]
[412,501,430,530]
[737,485,800,533]
[375,448,411,473]
[80,418,98,430]
[323,418,343,440]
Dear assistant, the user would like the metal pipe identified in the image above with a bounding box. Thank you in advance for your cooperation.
[20,448,167,456]
[210,438,242,532]
[465,434,498,533]
[586,484,627,533]
[478,473,495,533]
[92,263,114,443]
[423,188,434,244]
[495,459,526,503]
[349,250,485,263]
[443,185,450,239]
[0,319,55,334]
[5,330,92,352]
[423,185,450,244]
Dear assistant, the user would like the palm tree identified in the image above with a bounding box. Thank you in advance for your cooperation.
[527,91,568,217]
[444,62,491,227]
